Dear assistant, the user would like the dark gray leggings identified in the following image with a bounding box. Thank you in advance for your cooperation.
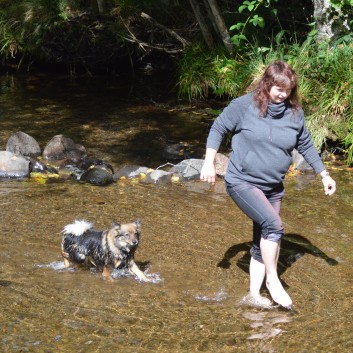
[226,181,285,263]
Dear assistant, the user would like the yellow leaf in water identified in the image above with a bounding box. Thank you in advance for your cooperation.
[30,174,47,184]
[171,176,180,182]
[30,172,48,179]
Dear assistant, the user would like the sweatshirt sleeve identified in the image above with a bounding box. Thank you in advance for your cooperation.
[206,96,245,151]
[296,115,325,174]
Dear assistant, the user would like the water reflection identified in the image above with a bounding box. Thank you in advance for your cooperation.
[0,75,353,353]
[242,310,292,340]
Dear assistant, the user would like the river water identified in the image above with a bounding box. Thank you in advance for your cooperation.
[0,74,352,353]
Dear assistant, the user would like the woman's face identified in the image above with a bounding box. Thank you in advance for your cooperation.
[269,85,291,103]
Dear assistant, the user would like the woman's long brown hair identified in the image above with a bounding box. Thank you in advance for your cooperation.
[254,60,300,116]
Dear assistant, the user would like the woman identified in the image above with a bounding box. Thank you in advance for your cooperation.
[200,60,336,309]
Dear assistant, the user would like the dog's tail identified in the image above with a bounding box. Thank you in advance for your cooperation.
[62,220,93,236]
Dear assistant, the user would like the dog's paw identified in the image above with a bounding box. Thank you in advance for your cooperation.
[138,275,152,283]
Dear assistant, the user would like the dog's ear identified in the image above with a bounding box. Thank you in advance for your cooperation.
[134,219,141,229]
[112,221,121,228]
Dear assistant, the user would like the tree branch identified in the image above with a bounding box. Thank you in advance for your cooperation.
[140,12,190,48]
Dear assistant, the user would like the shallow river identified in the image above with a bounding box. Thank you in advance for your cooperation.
[0,74,353,353]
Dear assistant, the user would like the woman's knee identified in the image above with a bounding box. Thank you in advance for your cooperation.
[262,231,283,242]
[263,214,283,236]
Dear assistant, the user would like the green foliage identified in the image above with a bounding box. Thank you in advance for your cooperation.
[330,0,353,7]
[343,133,353,165]
[177,44,252,101]
[0,0,70,58]
[296,40,353,161]
[230,0,280,49]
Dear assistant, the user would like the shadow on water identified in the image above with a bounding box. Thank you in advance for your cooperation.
[1,74,353,353]
[218,233,339,275]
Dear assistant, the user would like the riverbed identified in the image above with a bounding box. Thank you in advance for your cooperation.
[0,74,352,352]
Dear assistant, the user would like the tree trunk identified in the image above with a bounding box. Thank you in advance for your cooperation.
[313,0,351,41]
[97,0,106,15]
[188,0,215,51]
[202,0,220,37]
[206,0,233,54]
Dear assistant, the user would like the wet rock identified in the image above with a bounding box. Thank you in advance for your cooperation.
[58,165,84,180]
[0,151,30,178]
[162,142,199,160]
[29,159,59,175]
[80,159,114,173]
[30,159,48,173]
[6,131,41,158]
[114,165,150,180]
[141,169,172,184]
[169,159,204,181]
[291,149,313,171]
[215,153,229,177]
[80,165,114,186]
[42,135,87,165]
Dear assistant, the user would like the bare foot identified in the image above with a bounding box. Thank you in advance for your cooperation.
[266,278,293,309]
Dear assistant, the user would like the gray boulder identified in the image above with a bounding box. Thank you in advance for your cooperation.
[169,159,204,181]
[215,153,229,177]
[6,131,41,158]
[42,135,87,165]
[0,151,30,178]
[291,149,313,171]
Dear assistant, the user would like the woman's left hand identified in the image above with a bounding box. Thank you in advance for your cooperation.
[322,175,336,196]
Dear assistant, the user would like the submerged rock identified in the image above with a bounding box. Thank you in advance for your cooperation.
[141,169,172,184]
[162,142,200,160]
[114,165,150,180]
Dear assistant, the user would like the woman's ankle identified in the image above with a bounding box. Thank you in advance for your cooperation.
[266,278,292,307]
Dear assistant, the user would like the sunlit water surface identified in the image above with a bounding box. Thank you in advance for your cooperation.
[0,74,353,353]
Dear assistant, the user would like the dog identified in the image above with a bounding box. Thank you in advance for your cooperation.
[61,219,150,282]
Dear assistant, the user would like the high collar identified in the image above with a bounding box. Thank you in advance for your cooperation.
[267,101,287,119]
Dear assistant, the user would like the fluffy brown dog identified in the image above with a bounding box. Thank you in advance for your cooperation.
[61,219,149,281]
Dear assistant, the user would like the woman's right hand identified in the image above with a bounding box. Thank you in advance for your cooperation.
[200,162,216,184]
[200,148,218,183]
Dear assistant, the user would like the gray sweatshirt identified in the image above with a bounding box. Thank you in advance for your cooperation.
[206,92,325,189]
